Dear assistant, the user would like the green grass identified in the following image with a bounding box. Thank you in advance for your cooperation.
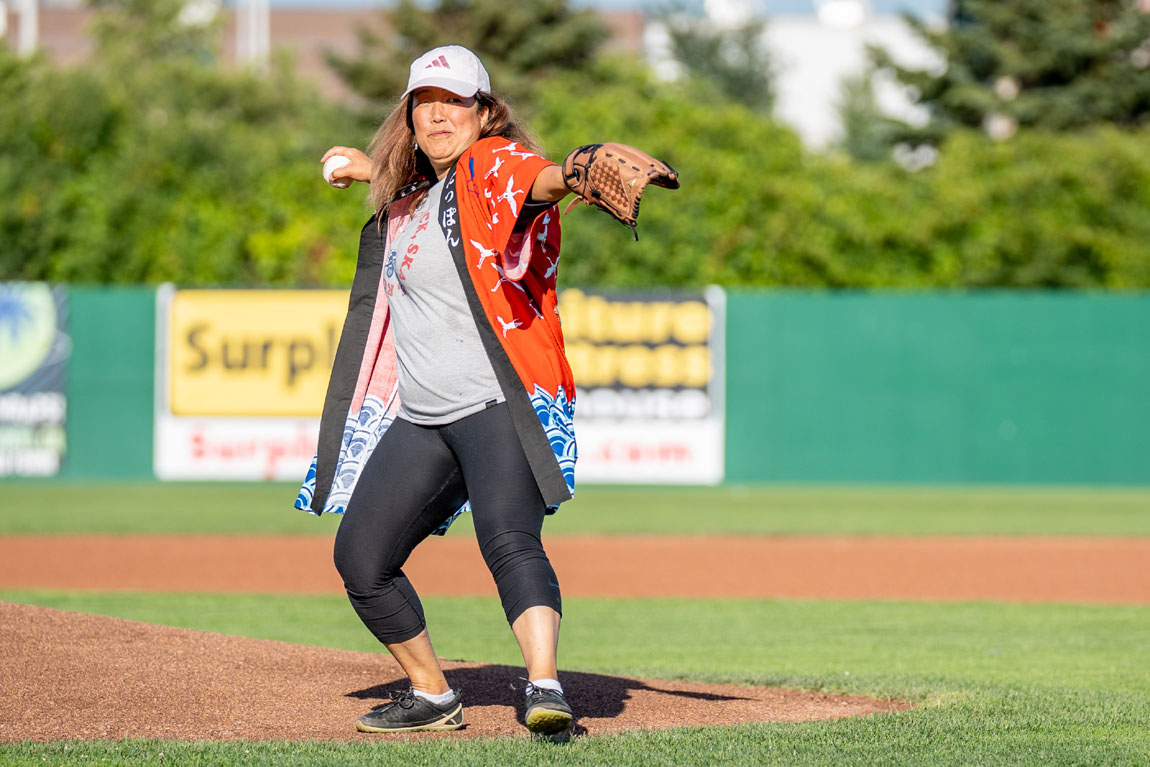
[2,482,1148,764]
[3,481,1150,536]
[2,590,1148,766]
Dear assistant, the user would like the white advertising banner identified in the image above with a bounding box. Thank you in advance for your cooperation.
[156,285,725,484]
[154,285,343,481]
[153,416,320,481]
[572,420,724,484]
[560,287,725,484]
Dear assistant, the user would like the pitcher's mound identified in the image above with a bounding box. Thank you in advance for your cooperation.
[0,602,908,743]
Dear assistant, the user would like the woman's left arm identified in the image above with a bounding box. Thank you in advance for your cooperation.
[529,164,571,204]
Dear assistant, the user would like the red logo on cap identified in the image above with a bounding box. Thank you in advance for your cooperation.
[425,55,451,69]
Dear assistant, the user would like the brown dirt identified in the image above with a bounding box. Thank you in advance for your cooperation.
[4,533,1145,744]
[2,534,1148,603]
[0,602,909,743]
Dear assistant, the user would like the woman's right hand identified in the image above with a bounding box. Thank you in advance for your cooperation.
[321,146,373,186]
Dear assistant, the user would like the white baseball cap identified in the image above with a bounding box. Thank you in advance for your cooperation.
[402,45,491,100]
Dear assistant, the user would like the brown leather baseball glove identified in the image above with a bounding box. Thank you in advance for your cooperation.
[562,143,680,240]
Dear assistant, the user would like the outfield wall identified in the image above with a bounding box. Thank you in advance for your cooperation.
[63,287,155,479]
[726,293,1150,484]
[43,288,1150,485]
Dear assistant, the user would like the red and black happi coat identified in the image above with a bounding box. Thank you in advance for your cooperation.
[297,137,577,531]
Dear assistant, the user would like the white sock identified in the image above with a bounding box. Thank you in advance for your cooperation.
[412,688,456,706]
[527,677,563,696]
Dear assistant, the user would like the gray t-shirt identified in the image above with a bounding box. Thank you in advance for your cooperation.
[383,179,504,425]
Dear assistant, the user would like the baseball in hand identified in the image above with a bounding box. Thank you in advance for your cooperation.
[323,155,352,188]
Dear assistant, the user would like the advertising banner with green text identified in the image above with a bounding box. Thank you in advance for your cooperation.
[0,283,70,476]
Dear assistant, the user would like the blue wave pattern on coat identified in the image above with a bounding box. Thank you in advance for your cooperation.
[295,458,319,512]
[530,384,577,495]
[295,393,468,535]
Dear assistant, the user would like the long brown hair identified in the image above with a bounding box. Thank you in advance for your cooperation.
[367,91,542,219]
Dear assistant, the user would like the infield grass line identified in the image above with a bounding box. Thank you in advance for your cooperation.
[3,482,1150,536]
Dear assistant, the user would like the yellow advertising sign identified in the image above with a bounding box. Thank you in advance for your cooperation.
[168,290,346,417]
[558,289,712,345]
[558,289,715,390]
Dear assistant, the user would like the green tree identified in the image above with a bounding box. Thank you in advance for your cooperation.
[5,1,1150,291]
[656,4,774,114]
[0,0,369,286]
[872,0,1150,140]
[87,0,221,64]
[836,68,916,162]
[534,60,1150,290]
[325,0,605,108]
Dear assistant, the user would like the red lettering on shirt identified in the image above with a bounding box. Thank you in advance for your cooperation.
[391,207,434,297]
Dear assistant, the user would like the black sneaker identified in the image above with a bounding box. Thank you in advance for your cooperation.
[524,685,573,735]
[356,688,464,733]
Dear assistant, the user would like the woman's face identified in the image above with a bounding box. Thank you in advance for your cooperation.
[411,87,487,178]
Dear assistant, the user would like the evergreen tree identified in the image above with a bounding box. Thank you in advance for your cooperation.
[872,0,1150,139]
[656,5,774,114]
[87,0,221,64]
[325,0,605,108]
[837,68,914,161]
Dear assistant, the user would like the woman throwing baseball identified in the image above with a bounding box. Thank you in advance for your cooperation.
[296,44,676,737]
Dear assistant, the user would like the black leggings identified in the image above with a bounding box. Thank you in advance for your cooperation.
[332,402,562,645]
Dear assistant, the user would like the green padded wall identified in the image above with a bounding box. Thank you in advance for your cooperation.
[27,288,1150,484]
[63,287,155,479]
[726,292,1150,484]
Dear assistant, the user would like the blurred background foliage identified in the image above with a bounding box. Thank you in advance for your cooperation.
[654,2,775,116]
[863,0,1150,146]
[325,0,605,110]
[1,0,368,286]
[1,0,1148,288]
